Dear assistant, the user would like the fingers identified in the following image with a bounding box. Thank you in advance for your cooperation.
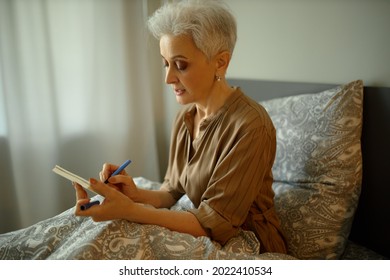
[106,174,133,185]
[73,182,91,215]
[73,182,88,200]
[99,163,111,182]
[74,178,107,216]
[88,178,114,197]
[104,174,137,199]
[100,162,128,182]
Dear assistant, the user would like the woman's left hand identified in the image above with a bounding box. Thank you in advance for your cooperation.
[74,178,136,222]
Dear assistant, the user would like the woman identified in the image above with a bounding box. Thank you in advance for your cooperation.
[74,0,287,254]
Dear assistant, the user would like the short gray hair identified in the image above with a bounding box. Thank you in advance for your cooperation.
[147,0,237,60]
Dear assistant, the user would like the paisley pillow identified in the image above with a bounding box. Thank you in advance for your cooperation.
[261,80,364,259]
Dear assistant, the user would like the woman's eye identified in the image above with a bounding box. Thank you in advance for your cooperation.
[162,60,188,71]
[176,61,188,71]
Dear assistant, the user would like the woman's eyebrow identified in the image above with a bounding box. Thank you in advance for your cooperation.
[161,54,189,60]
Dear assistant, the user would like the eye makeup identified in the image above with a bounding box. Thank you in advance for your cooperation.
[162,59,189,72]
[162,55,189,72]
[175,60,188,71]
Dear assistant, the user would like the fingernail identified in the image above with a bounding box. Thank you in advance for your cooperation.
[89,178,97,184]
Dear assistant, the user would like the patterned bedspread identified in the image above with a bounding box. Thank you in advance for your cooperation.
[0,178,295,260]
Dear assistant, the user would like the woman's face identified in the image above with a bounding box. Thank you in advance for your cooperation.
[160,34,217,105]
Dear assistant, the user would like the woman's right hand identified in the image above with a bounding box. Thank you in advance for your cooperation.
[99,163,128,182]
[100,163,177,209]
[99,163,139,201]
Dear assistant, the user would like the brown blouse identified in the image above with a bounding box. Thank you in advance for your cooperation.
[160,88,287,253]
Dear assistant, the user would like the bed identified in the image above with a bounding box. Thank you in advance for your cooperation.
[0,177,292,260]
[1,79,389,260]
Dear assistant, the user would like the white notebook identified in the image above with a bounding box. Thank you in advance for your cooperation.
[52,165,98,194]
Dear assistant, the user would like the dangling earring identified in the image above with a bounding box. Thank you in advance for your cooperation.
[215,75,222,82]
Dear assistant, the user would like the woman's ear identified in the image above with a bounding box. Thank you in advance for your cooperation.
[215,51,231,73]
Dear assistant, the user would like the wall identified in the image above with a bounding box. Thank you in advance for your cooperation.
[157,0,390,179]
[225,0,390,87]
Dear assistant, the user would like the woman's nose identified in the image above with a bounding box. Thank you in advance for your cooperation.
[165,66,178,84]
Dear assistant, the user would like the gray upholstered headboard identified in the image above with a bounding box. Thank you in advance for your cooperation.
[228,78,390,258]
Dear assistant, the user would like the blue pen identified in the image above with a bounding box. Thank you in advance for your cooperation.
[80,200,100,211]
[104,159,131,184]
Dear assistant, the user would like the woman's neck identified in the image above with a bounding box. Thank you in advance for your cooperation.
[195,82,235,120]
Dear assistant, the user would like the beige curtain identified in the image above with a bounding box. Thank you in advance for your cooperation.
[0,0,169,233]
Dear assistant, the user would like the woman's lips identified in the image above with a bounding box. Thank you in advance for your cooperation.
[174,89,186,96]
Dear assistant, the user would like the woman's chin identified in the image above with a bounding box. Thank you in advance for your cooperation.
[176,96,190,105]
